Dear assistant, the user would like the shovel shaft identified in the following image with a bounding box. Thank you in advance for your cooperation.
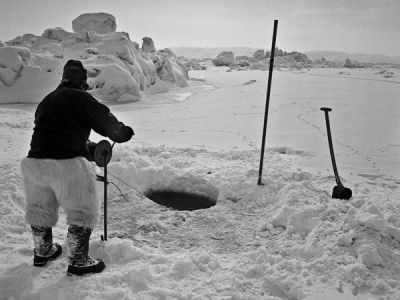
[321,108,342,186]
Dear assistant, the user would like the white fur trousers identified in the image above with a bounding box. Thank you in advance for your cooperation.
[20,157,100,229]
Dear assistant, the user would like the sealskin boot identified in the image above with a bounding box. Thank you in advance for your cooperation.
[67,225,105,276]
[31,225,62,267]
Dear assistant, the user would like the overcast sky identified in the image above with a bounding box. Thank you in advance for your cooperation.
[0,0,399,56]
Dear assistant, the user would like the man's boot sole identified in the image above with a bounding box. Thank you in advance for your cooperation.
[67,259,106,276]
[33,244,62,267]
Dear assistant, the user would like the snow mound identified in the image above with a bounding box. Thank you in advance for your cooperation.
[72,12,117,34]
[105,145,400,298]
[42,27,75,43]
[85,55,143,101]
[90,238,145,264]
[212,51,235,66]
[0,45,62,103]
[109,146,218,200]
[0,13,188,103]
[150,49,189,87]
[1,138,400,298]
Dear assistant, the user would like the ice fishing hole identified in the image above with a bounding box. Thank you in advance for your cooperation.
[145,190,216,211]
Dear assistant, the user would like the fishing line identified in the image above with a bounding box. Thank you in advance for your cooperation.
[100,171,174,211]
[106,171,149,199]
[107,180,130,202]
[97,172,147,201]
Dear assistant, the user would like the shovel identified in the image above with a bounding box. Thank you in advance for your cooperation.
[320,107,352,200]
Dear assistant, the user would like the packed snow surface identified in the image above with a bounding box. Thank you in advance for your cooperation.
[0,66,400,299]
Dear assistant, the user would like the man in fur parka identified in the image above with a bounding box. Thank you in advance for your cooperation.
[20,59,134,276]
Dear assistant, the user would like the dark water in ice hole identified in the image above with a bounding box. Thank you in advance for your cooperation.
[145,190,217,211]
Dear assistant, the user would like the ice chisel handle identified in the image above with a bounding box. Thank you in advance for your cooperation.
[257,19,278,186]
[321,107,342,186]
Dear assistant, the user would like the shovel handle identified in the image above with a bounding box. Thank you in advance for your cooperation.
[321,107,342,186]
[320,107,332,112]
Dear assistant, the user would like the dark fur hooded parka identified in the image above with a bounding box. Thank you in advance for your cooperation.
[28,80,134,159]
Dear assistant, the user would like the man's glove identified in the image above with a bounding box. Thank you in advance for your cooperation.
[86,141,97,161]
[112,125,135,143]
[127,126,135,140]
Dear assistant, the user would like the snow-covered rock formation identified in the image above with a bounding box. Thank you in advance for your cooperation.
[148,48,189,89]
[0,13,188,103]
[212,51,235,66]
[142,37,156,53]
[253,49,265,60]
[72,13,117,34]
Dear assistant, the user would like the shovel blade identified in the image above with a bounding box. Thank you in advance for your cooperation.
[332,185,352,200]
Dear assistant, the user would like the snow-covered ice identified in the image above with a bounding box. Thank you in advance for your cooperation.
[0,64,399,299]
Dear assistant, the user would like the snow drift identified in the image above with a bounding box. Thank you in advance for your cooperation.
[0,12,188,103]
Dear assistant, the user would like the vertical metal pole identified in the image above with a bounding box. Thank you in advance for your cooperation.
[258,20,278,186]
[103,156,107,241]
